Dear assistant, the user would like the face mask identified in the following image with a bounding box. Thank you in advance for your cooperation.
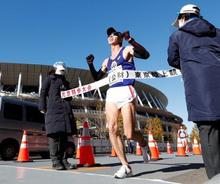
[55,69,65,75]
[53,61,66,75]
[178,19,185,28]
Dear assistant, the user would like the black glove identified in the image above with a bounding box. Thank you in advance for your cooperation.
[122,31,130,40]
[122,31,135,44]
[86,54,94,64]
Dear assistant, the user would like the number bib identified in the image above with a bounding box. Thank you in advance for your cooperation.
[108,65,123,86]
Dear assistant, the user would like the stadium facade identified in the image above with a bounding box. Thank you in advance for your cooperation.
[0,63,182,142]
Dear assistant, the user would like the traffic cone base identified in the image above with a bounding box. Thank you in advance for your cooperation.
[193,138,201,155]
[79,121,100,167]
[79,146,95,166]
[148,131,160,160]
[176,137,187,157]
[149,141,160,160]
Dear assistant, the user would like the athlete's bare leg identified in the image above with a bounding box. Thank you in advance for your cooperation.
[121,101,147,146]
[106,102,128,165]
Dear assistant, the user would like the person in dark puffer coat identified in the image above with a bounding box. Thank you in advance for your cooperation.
[39,61,77,170]
[168,4,220,179]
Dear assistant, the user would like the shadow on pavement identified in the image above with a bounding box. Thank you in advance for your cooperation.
[132,163,204,177]
[100,160,144,167]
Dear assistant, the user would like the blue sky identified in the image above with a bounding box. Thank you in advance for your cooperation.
[0,0,219,133]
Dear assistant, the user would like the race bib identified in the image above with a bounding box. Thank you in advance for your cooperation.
[108,65,123,86]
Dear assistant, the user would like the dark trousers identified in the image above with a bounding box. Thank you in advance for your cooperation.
[195,121,220,179]
[48,133,68,164]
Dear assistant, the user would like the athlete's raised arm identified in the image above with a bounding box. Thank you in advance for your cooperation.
[122,31,150,60]
[86,54,107,81]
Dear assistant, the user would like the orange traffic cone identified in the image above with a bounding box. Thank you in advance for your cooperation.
[75,137,81,159]
[148,131,160,160]
[79,121,98,166]
[176,135,187,157]
[155,141,160,155]
[167,142,173,154]
[17,130,32,162]
[110,147,117,157]
[136,142,142,156]
[192,138,201,155]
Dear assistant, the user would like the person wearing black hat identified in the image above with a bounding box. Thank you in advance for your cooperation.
[86,27,150,178]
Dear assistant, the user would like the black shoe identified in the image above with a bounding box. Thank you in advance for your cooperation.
[52,162,66,170]
[62,160,77,170]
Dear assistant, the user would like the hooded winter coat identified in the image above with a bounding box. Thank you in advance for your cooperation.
[168,18,220,121]
[39,74,77,135]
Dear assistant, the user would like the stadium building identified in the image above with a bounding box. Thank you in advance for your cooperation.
[0,63,182,142]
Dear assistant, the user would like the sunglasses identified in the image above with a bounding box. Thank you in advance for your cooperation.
[108,32,122,37]
[177,14,184,20]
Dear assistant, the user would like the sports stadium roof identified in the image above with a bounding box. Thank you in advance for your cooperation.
[0,63,168,106]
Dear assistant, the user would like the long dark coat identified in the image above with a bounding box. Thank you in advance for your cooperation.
[39,74,77,135]
[168,18,220,121]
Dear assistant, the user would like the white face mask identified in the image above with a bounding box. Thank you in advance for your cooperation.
[55,69,65,75]
[178,19,185,28]
[54,64,66,75]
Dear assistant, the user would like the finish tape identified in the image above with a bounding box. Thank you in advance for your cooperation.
[61,68,181,99]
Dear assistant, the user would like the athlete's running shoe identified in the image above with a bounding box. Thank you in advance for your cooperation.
[114,165,133,179]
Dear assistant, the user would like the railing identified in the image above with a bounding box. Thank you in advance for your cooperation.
[72,108,148,118]
[72,109,103,115]
[91,139,112,154]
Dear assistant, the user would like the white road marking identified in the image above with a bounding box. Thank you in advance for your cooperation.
[0,165,180,184]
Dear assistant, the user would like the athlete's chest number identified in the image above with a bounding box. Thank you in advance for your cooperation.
[108,66,123,86]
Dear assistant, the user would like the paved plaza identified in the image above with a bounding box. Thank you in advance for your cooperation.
[0,153,210,184]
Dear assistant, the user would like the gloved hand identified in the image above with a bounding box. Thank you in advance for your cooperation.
[122,31,130,40]
[86,54,94,64]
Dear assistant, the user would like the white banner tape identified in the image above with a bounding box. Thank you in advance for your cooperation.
[61,68,181,99]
